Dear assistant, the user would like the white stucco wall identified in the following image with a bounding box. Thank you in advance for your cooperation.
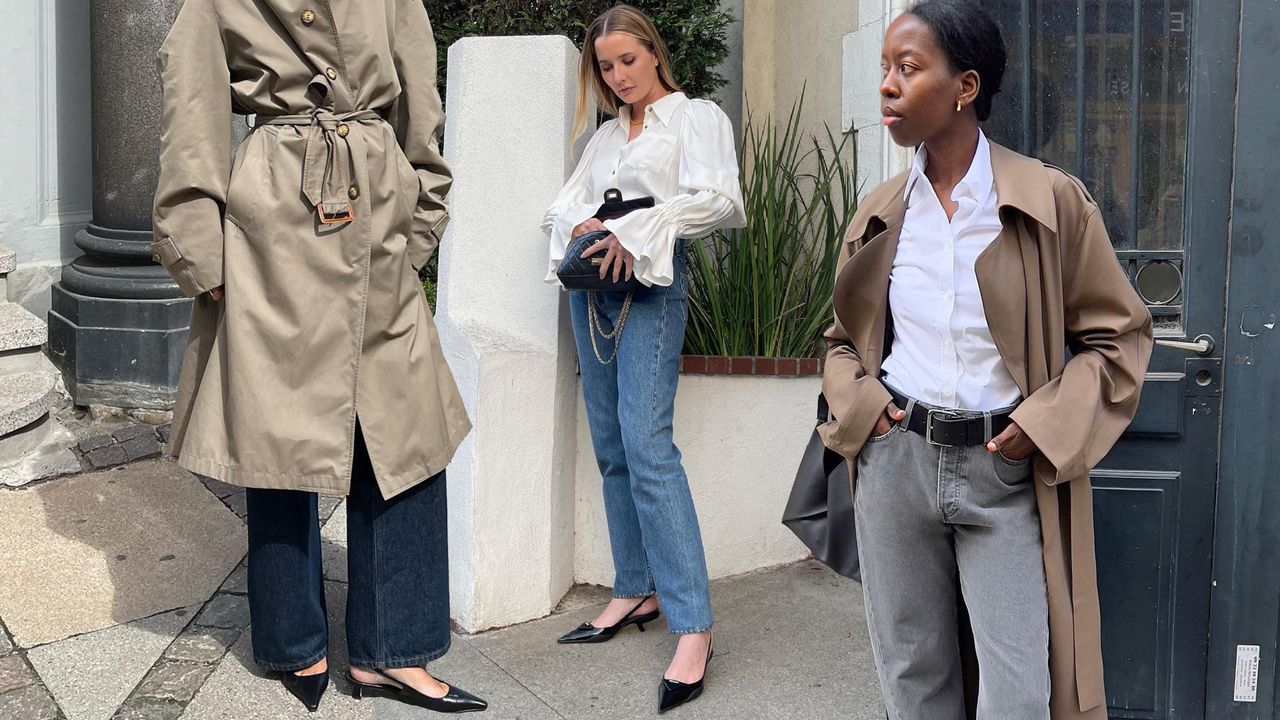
[0,0,91,316]
[436,35,585,634]
[574,374,817,587]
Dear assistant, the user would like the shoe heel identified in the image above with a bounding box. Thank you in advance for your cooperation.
[352,685,364,700]
[637,622,647,632]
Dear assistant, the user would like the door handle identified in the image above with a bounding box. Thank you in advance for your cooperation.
[1156,333,1215,355]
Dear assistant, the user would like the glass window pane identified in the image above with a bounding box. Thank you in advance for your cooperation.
[1081,0,1136,249]
[979,0,1192,324]
[1136,0,1190,250]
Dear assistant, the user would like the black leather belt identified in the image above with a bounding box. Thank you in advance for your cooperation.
[887,387,1015,448]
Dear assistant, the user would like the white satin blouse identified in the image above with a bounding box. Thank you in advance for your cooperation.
[541,92,746,287]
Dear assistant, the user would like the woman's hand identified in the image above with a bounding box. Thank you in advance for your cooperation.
[209,286,224,301]
[986,421,1038,461]
[572,218,608,237]
[873,401,907,437]
[581,233,635,283]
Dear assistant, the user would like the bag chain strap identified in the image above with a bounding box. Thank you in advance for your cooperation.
[587,290,634,365]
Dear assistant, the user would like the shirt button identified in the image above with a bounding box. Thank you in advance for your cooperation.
[301,9,316,24]
[348,185,360,200]
[325,67,337,80]
[336,123,349,138]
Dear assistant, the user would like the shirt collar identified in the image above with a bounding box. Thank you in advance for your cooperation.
[619,91,688,129]
[903,130,995,207]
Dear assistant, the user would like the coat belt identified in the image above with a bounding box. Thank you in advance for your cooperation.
[252,109,384,223]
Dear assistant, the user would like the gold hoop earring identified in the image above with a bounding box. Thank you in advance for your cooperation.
[956,99,963,112]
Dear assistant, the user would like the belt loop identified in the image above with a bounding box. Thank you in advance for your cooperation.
[982,412,993,444]
[903,397,917,429]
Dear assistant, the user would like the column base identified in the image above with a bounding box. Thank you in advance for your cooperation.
[47,282,191,409]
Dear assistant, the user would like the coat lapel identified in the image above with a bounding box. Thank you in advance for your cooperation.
[976,143,1062,399]
[834,224,900,373]
[974,217,1030,398]
[833,190,907,374]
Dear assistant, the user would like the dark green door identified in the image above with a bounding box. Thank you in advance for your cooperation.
[979,1,1239,717]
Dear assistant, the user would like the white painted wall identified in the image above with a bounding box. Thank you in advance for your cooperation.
[573,375,817,587]
[0,0,91,316]
[436,35,585,634]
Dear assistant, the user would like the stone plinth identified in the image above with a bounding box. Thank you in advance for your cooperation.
[46,0,193,409]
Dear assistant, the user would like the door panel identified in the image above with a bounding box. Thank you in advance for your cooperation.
[979,1,1238,717]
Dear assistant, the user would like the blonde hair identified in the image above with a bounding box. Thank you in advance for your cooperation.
[572,4,682,139]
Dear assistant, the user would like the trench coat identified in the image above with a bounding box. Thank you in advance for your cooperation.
[819,142,1154,719]
[151,0,470,499]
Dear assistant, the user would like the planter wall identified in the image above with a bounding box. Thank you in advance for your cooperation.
[573,369,820,587]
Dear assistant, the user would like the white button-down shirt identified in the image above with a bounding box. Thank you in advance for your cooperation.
[542,92,746,287]
[880,131,1022,411]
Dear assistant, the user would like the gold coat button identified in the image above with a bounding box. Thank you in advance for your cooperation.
[348,185,360,200]
[301,9,316,24]
[336,123,349,137]
[325,67,337,80]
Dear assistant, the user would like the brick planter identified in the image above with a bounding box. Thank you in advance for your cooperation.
[679,355,825,377]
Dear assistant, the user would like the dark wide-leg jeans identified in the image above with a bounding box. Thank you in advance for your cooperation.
[245,425,450,671]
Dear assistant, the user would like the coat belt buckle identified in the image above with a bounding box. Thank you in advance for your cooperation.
[318,202,355,224]
[925,409,963,447]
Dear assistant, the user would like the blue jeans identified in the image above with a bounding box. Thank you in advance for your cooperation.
[570,245,713,634]
[245,425,451,671]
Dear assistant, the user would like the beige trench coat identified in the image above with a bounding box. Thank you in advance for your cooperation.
[152,0,470,499]
[819,142,1154,718]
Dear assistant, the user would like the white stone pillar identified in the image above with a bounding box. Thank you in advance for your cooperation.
[436,36,587,633]
[843,0,913,197]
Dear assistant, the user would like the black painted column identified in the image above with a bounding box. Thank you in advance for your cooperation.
[48,0,240,409]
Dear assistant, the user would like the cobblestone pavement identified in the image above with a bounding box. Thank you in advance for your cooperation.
[0,460,883,720]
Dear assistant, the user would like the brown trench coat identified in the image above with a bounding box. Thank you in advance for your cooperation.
[151,0,470,499]
[819,142,1154,718]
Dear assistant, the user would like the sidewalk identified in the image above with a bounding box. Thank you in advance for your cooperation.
[0,459,884,719]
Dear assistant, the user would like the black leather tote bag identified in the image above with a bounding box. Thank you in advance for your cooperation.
[781,393,861,582]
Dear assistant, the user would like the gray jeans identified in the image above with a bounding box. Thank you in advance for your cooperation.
[854,409,1051,720]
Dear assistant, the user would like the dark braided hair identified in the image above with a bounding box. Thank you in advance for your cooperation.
[907,0,1007,121]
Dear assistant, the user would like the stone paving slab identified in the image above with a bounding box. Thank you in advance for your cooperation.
[182,561,882,720]
[164,628,242,665]
[0,652,38,694]
[183,580,555,720]
[182,582,365,720]
[320,500,346,546]
[0,461,246,647]
[0,683,61,720]
[26,605,194,720]
[321,500,349,583]
[468,561,884,720]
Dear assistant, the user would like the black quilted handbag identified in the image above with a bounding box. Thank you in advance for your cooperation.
[555,188,655,292]
[556,189,656,365]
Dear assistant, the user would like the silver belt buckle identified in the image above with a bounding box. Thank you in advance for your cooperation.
[925,409,962,447]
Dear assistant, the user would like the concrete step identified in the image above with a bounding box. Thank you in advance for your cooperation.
[0,245,14,301]
[0,370,57,438]
[0,301,48,354]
